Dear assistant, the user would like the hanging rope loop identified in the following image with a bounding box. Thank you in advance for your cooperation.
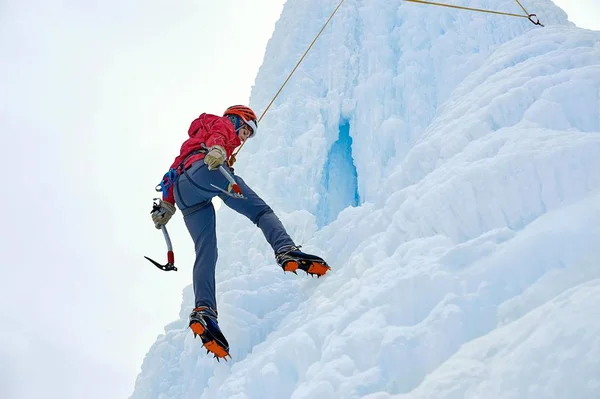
[404,0,526,19]
[229,0,347,166]
[258,0,347,125]
[514,0,529,15]
[403,0,543,25]
[228,0,543,166]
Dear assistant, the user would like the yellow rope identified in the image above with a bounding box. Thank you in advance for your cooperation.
[229,0,347,165]
[403,0,529,19]
[259,0,347,124]
[514,0,530,15]
[229,0,541,166]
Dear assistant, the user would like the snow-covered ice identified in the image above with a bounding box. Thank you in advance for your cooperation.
[131,1,600,398]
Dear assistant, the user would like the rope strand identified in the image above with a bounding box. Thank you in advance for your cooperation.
[229,0,347,165]
[229,0,542,165]
[403,0,529,19]
[514,0,530,15]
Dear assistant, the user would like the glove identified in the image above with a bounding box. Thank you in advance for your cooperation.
[151,200,176,229]
[204,145,226,170]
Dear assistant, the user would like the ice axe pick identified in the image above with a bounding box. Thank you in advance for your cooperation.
[144,199,177,272]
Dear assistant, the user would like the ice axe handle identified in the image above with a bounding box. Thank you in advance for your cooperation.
[218,165,242,194]
[164,225,174,265]
[145,202,177,272]
[161,224,173,252]
[200,143,245,198]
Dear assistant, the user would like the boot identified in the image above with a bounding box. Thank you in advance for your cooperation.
[189,306,230,360]
[275,245,330,277]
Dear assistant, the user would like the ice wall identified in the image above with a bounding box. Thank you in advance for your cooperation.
[131,1,600,398]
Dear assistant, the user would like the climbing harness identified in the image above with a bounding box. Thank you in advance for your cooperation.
[155,145,246,200]
[146,148,244,271]
[403,0,543,26]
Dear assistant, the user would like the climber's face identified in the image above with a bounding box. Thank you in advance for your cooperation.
[238,125,253,142]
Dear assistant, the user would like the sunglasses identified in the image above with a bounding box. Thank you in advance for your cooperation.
[240,117,258,138]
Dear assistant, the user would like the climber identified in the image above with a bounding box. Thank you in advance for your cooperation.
[150,105,330,359]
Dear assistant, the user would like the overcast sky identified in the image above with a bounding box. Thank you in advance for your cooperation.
[0,1,597,398]
[553,0,600,29]
[0,1,286,398]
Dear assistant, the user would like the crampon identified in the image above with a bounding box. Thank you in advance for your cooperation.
[189,307,231,361]
[276,245,331,277]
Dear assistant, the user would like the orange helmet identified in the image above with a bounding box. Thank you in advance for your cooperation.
[223,105,258,137]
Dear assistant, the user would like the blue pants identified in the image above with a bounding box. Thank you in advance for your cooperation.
[173,161,295,311]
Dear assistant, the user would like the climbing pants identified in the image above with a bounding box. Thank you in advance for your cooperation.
[173,161,295,311]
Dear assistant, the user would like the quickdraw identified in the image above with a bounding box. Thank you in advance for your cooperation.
[155,168,179,198]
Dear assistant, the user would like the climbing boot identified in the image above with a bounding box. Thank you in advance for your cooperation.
[189,306,231,360]
[275,245,330,277]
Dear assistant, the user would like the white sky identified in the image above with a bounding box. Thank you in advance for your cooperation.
[0,1,286,398]
[552,0,600,29]
[0,1,596,399]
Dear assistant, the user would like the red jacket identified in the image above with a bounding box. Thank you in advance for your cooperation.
[163,113,241,204]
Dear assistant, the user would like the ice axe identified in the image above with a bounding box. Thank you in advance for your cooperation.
[200,143,246,199]
[144,199,177,272]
